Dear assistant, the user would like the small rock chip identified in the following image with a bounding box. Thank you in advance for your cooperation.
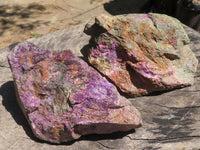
[84,13,198,97]
[8,42,142,143]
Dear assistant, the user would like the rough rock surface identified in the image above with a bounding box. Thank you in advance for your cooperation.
[1,22,200,150]
[7,42,142,143]
[84,13,198,97]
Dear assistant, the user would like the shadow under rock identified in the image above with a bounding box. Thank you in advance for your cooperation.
[0,81,44,143]
[78,129,135,141]
[58,129,135,145]
[104,0,153,15]
[0,81,136,145]
[80,44,92,63]
[8,42,19,51]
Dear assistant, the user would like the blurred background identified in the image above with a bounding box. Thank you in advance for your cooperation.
[0,0,199,49]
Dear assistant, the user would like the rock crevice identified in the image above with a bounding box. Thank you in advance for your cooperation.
[84,13,198,97]
[8,42,142,143]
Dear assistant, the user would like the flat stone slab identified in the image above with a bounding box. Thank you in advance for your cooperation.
[0,23,200,149]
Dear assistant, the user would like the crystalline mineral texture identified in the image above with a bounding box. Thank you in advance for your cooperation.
[84,13,198,97]
[8,42,142,143]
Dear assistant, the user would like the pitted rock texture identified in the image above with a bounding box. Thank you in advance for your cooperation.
[84,13,198,97]
[7,42,142,143]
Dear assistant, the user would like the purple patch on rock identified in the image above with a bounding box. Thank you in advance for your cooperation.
[8,42,142,143]
[85,13,198,97]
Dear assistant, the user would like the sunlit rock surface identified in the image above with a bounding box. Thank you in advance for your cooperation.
[8,42,142,143]
[84,13,198,97]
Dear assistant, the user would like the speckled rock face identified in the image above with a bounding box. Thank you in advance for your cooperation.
[84,13,198,97]
[8,42,142,143]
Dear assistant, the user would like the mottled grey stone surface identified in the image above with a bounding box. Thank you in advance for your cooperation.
[0,23,200,149]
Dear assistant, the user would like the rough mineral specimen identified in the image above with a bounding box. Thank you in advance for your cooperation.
[8,42,142,143]
[84,13,198,97]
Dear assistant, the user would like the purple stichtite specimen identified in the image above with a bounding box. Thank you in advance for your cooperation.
[8,42,142,143]
[84,13,198,97]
